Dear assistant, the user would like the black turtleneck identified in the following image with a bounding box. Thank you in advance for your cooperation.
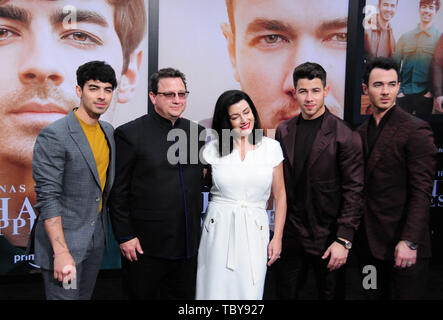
[293,113,325,207]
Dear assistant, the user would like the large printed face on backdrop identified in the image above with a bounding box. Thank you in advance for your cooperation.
[379,0,398,23]
[222,0,348,131]
[419,1,438,24]
[0,0,142,168]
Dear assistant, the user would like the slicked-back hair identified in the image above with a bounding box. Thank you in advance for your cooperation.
[363,56,400,85]
[149,68,187,94]
[211,90,262,157]
[76,61,117,89]
[293,62,327,89]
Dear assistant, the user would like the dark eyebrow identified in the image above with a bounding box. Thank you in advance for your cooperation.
[316,18,348,36]
[51,9,108,28]
[0,5,31,24]
[245,18,295,37]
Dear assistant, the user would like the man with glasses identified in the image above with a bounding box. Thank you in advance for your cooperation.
[109,68,206,299]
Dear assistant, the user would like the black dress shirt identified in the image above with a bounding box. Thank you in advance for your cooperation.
[367,105,396,156]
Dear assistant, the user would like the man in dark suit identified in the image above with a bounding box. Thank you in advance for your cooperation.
[109,68,206,299]
[356,57,437,299]
[275,62,364,299]
[32,61,117,299]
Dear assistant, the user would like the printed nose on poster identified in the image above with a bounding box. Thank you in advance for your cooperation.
[18,29,64,86]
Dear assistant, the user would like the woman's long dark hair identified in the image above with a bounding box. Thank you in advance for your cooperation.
[211,90,262,157]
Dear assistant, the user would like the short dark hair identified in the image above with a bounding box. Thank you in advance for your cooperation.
[211,90,262,157]
[293,62,327,88]
[363,57,400,85]
[420,0,440,11]
[76,61,117,89]
[149,68,187,94]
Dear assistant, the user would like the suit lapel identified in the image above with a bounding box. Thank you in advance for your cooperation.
[99,121,115,196]
[67,110,102,189]
[308,110,333,169]
[282,116,298,171]
[359,121,370,157]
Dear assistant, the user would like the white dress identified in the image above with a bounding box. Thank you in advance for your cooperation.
[196,136,284,300]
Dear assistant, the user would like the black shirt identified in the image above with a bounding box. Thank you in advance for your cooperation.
[367,105,396,156]
[293,113,325,207]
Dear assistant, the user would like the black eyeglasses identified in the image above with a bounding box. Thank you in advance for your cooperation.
[156,91,189,99]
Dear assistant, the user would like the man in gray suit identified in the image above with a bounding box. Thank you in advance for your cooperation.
[31,61,117,300]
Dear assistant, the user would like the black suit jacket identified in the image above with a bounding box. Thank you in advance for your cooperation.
[109,111,206,259]
[357,106,437,260]
[276,109,364,255]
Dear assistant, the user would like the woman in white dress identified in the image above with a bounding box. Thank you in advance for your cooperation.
[196,90,286,300]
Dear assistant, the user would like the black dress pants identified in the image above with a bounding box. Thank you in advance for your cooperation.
[273,244,343,300]
[122,254,197,300]
[354,228,429,300]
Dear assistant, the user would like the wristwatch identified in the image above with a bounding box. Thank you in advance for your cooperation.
[335,238,352,250]
[404,240,419,250]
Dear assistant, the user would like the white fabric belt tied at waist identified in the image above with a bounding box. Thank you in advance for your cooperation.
[210,196,267,285]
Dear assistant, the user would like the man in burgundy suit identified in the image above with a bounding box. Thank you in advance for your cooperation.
[356,57,437,299]
[275,62,364,299]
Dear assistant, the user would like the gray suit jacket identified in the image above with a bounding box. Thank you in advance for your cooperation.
[31,110,115,270]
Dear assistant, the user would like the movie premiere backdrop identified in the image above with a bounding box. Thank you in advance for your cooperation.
[157,0,351,237]
[156,0,443,265]
[1,0,442,277]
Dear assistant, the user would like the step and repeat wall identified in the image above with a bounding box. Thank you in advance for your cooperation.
[0,0,442,276]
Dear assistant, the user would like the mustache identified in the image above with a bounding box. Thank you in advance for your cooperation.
[4,83,78,113]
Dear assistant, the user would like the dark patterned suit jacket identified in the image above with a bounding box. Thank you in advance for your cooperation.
[357,106,437,260]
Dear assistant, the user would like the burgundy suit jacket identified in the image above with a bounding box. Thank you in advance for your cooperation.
[276,109,364,255]
[357,106,437,260]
